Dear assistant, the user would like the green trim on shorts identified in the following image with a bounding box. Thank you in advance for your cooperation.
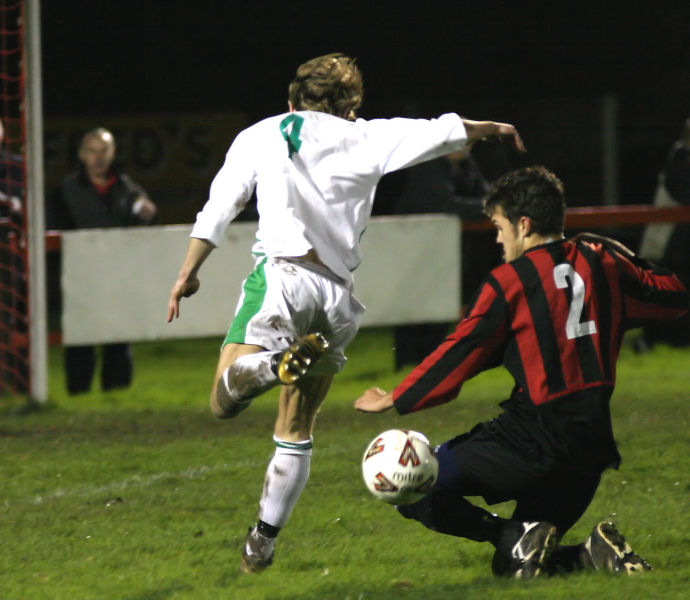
[223,258,268,347]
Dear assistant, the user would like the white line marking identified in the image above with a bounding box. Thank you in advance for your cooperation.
[10,445,350,507]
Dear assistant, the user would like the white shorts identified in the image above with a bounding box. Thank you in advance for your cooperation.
[224,257,366,375]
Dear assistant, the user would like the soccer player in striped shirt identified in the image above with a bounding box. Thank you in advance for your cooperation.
[356,166,688,578]
[167,53,525,573]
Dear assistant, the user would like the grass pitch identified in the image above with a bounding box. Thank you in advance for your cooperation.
[1,328,689,599]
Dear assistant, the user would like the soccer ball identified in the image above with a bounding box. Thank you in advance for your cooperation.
[361,429,438,505]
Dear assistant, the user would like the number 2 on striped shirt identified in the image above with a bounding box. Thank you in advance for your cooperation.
[553,263,597,339]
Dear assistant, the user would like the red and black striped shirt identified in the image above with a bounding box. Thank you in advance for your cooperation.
[394,239,688,415]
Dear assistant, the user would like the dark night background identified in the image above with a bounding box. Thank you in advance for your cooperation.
[40,1,690,218]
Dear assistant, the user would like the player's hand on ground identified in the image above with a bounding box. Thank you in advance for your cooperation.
[166,277,200,322]
[355,387,395,413]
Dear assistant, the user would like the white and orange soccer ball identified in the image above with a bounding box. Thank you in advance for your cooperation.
[361,429,438,505]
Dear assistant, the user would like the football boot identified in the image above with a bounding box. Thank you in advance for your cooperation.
[583,521,652,574]
[273,333,329,384]
[492,521,558,579]
[240,526,275,573]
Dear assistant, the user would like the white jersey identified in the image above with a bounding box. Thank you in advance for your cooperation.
[191,110,468,283]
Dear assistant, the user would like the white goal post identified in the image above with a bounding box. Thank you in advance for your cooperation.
[25,0,48,403]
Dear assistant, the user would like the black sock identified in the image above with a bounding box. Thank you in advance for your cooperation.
[257,520,280,539]
[397,491,507,544]
[546,543,588,574]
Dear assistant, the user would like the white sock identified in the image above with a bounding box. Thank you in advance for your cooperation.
[221,351,279,403]
[258,436,313,528]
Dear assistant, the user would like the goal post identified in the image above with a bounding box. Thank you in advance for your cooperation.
[24,0,47,403]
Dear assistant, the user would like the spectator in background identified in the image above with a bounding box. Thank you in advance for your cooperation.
[637,118,690,351]
[0,118,23,215]
[392,147,492,370]
[47,127,157,394]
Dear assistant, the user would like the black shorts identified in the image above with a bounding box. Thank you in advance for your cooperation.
[434,420,601,535]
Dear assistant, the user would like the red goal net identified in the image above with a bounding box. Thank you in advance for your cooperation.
[0,0,29,394]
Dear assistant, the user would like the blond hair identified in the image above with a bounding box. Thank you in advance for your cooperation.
[288,53,363,119]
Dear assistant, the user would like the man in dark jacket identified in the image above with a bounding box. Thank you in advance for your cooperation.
[48,128,157,394]
[637,117,690,350]
[355,166,688,579]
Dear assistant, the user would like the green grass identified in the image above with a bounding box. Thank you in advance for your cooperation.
[1,328,689,599]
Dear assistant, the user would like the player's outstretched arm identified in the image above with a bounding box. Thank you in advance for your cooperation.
[355,388,395,413]
[462,119,526,153]
[570,232,636,259]
[166,237,215,322]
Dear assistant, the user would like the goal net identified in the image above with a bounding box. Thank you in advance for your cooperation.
[0,0,45,401]
[0,0,28,395]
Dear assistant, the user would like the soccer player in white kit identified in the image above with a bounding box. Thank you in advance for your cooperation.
[166,53,525,572]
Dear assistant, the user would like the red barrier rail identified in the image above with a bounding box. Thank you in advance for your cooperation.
[45,205,690,247]
[462,204,690,231]
[45,230,61,251]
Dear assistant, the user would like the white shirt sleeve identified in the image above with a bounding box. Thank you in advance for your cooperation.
[359,113,468,176]
[190,130,257,246]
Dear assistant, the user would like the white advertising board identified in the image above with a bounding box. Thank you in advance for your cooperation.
[61,215,461,345]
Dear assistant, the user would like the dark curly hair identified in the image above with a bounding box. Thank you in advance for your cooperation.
[288,53,363,120]
[483,166,566,235]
